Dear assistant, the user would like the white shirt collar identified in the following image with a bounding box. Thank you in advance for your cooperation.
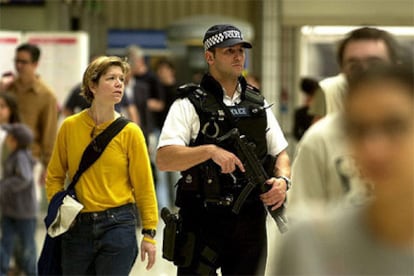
[222,82,242,106]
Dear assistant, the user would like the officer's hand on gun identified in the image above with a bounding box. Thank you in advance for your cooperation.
[260,177,287,211]
[210,145,245,174]
[209,144,286,211]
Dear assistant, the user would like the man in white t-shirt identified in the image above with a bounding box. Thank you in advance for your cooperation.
[289,27,402,220]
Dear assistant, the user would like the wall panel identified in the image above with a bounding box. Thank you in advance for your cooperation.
[282,0,414,26]
[102,0,259,30]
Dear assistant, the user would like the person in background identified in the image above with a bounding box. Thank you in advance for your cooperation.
[191,70,204,84]
[125,45,165,142]
[274,63,414,275]
[61,83,90,116]
[292,77,319,141]
[45,56,158,274]
[153,58,179,209]
[0,123,37,276]
[288,27,402,219]
[307,73,347,123]
[244,72,261,89]
[0,93,21,176]
[308,26,400,122]
[0,72,15,93]
[156,24,290,275]
[0,93,24,275]
[125,45,165,209]
[154,58,178,122]
[0,43,58,198]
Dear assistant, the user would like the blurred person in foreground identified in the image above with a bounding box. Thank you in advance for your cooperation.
[156,24,290,275]
[288,27,403,219]
[274,63,414,275]
[45,56,158,274]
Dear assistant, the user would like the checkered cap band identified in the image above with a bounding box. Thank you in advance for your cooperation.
[204,29,244,51]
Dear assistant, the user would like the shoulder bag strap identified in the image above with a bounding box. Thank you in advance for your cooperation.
[67,116,130,191]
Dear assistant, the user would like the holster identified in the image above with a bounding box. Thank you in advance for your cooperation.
[161,207,196,267]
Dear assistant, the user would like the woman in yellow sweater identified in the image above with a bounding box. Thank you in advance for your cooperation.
[46,56,158,274]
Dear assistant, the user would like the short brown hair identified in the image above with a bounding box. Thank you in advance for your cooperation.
[81,56,130,103]
[337,27,401,67]
[16,43,41,63]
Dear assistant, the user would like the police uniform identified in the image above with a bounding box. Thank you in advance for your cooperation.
[157,24,288,275]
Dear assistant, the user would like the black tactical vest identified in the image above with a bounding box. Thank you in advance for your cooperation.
[187,75,267,156]
[175,74,269,208]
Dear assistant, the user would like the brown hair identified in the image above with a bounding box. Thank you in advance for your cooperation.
[337,27,401,67]
[0,93,21,123]
[16,43,41,63]
[80,56,130,103]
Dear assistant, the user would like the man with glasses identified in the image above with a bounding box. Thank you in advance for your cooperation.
[288,27,403,219]
[1,43,57,193]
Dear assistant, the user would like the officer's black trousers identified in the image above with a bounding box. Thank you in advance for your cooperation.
[177,200,267,276]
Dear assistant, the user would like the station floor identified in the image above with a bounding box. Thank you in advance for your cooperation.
[33,211,283,276]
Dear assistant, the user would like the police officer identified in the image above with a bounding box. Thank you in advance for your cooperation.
[156,24,290,275]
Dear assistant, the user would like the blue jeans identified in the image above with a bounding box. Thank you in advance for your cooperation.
[0,216,37,276]
[61,204,138,275]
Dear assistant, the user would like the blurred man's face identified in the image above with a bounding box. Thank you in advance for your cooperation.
[14,50,37,78]
[342,40,391,80]
[129,56,146,75]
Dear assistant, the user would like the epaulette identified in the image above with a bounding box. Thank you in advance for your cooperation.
[177,83,205,98]
[246,83,260,93]
[245,84,265,106]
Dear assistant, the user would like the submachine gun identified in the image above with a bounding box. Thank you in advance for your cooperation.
[217,128,288,233]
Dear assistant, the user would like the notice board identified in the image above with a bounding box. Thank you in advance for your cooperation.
[0,31,89,107]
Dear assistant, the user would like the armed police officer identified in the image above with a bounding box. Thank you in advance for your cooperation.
[156,24,290,275]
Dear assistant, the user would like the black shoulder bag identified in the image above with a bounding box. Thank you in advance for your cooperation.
[38,116,129,276]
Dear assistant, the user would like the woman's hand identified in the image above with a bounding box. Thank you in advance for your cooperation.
[140,237,156,270]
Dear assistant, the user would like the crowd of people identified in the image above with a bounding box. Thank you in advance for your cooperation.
[0,23,412,276]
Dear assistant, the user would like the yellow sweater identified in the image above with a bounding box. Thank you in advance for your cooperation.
[46,110,158,230]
